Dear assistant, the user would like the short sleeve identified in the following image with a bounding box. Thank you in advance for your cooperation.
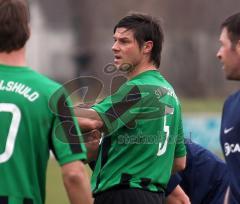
[49,86,87,165]
[174,105,186,158]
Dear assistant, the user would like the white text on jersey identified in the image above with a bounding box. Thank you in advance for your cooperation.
[0,80,39,102]
[224,142,240,156]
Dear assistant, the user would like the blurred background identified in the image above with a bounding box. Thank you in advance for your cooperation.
[27,0,240,97]
[25,0,240,203]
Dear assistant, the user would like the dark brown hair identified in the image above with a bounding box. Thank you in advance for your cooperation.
[221,12,240,47]
[114,13,164,68]
[0,0,30,53]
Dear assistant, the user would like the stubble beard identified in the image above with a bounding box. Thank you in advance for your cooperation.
[119,63,135,73]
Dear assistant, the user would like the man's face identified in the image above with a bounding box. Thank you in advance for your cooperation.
[217,27,240,80]
[112,27,144,70]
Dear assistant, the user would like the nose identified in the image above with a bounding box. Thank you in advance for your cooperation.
[112,41,120,52]
[216,48,222,60]
[216,50,222,60]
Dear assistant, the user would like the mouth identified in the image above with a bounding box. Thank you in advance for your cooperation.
[114,55,122,63]
[218,60,225,70]
[221,63,225,70]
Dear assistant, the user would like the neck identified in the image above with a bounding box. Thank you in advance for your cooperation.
[0,48,27,67]
[126,61,157,80]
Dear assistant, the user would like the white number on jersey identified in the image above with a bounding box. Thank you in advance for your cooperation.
[0,103,21,163]
[157,106,174,156]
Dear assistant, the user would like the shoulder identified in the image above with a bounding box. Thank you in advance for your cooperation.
[222,90,240,115]
[28,69,62,94]
[30,69,61,87]
[225,90,240,105]
[185,139,226,166]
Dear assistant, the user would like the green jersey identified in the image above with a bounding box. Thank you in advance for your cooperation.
[91,70,186,194]
[0,64,87,204]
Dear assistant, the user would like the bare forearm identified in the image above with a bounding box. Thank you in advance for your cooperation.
[77,117,103,132]
[62,161,93,204]
[74,107,102,121]
[172,156,186,174]
[74,108,103,133]
[83,129,101,162]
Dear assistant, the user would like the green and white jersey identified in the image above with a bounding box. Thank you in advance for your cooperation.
[91,70,186,194]
[0,64,87,204]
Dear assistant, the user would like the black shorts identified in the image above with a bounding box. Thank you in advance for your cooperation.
[94,188,165,204]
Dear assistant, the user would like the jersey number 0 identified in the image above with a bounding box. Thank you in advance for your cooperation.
[0,103,21,163]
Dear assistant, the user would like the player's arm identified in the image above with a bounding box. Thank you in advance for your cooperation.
[61,161,93,204]
[172,156,186,174]
[75,108,103,129]
[78,84,166,134]
[77,116,103,132]
[75,109,103,162]
[166,185,191,204]
[82,128,102,162]
[50,88,93,203]
[173,105,186,174]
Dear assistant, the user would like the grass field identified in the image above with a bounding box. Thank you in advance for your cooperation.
[180,97,224,113]
[46,159,69,204]
[45,98,224,203]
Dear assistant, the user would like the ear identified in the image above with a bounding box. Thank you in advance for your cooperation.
[143,41,153,54]
[236,40,240,55]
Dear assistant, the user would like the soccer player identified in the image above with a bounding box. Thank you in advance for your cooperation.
[76,13,186,204]
[166,139,229,204]
[217,12,240,204]
[0,0,92,204]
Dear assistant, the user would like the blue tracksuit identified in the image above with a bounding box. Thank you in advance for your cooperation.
[220,91,240,204]
[166,139,229,204]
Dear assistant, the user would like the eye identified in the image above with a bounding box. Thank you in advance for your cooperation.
[119,38,129,44]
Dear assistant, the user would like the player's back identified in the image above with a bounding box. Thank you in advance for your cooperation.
[0,64,62,204]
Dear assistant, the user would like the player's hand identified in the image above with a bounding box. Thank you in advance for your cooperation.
[77,117,103,132]
[82,129,102,161]
[166,185,191,204]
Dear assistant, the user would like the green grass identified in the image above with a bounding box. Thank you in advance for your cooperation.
[180,98,224,113]
[46,159,68,204]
